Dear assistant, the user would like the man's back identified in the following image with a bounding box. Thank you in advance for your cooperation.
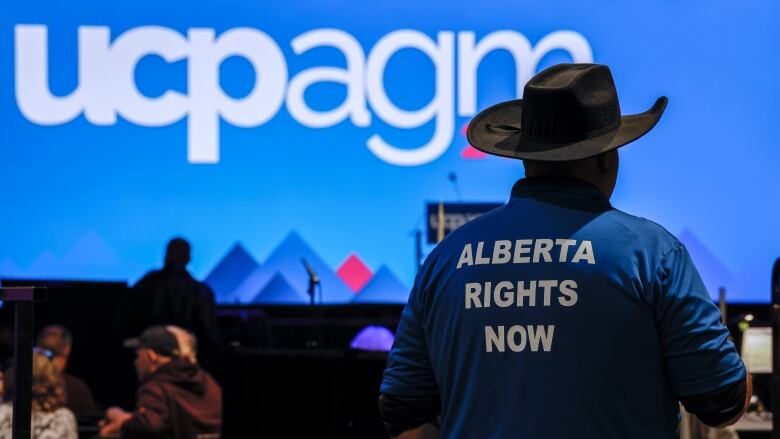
[121,267,222,363]
[63,372,98,419]
[381,177,745,438]
[129,268,211,328]
[122,359,222,439]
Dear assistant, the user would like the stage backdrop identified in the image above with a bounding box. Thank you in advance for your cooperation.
[1,0,778,304]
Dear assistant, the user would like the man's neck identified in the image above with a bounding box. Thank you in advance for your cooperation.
[525,172,612,199]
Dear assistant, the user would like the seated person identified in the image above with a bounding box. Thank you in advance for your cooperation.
[99,326,221,438]
[36,324,98,419]
[0,350,78,438]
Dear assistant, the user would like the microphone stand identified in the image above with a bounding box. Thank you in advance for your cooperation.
[305,275,323,349]
[301,258,323,349]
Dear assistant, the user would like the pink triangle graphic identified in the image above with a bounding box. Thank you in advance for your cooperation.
[459,122,487,160]
[461,145,487,159]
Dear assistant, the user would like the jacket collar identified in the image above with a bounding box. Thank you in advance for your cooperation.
[510,176,612,209]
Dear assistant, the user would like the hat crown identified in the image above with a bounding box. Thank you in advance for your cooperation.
[139,326,180,356]
[521,64,621,143]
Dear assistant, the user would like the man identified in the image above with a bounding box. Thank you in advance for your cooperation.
[99,326,222,438]
[36,325,98,419]
[379,64,750,438]
[117,238,222,366]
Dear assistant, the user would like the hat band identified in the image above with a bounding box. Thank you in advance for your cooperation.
[521,119,622,144]
[487,119,621,144]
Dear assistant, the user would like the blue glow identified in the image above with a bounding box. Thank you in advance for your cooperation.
[1,0,777,302]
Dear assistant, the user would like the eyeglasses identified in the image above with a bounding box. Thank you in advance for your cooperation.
[33,347,54,360]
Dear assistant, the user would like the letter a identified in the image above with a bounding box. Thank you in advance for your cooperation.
[572,240,595,264]
[457,243,474,269]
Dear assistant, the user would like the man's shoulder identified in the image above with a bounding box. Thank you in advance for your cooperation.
[422,204,508,264]
[64,372,92,394]
[439,203,507,244]
[64,371,87,385]
[443,203,681,247]
[604,208,681,247]
[137,373,169,395]
[130,270,164,289]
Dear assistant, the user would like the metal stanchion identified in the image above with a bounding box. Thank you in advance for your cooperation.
[772,258,780,439]
[0,287,47,439]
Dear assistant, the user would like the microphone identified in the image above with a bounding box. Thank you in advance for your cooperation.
[301,258,320,284]
[448,172,462,202]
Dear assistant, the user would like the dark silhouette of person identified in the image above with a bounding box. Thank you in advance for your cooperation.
[116,238,222,367]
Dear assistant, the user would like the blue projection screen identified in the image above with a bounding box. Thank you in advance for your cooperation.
[1,0,778,304]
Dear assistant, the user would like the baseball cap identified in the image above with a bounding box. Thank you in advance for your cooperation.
[124,326,180,357]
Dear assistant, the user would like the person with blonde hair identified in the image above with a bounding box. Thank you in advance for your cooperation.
[0,350,78,438]
[36,324,98,418]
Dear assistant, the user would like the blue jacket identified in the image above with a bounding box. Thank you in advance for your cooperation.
[381,176,745,439]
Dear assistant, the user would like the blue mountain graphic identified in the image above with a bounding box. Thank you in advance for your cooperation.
[14,232,126,281]
[204,243,260,302]
[0,257,22,279]
[250,273,308,304]
[235,232,353,304]
[677,229,733,296]
[25,250,60,278]
[231,267,275,303]
[352,265,409,304]
[59,231,123,279]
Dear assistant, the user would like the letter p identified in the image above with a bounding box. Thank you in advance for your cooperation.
[187,28,287,164]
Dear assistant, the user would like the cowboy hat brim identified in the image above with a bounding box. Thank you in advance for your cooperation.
[467,96,668,161]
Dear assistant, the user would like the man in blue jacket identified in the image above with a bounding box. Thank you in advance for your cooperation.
[379,64,750,438]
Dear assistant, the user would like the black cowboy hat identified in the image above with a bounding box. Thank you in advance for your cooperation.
[467,63,667,161]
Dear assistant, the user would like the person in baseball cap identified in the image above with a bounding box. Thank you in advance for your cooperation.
[100,326,221,438]
[123,326,181,362]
